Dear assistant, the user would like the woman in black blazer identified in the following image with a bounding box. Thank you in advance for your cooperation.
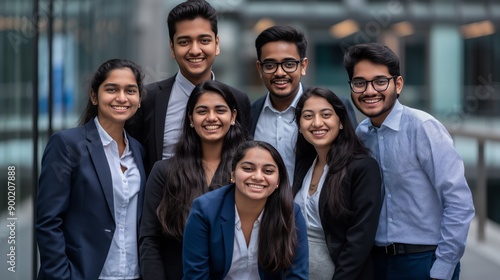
[292,87,382,280]
[138,80,249,279]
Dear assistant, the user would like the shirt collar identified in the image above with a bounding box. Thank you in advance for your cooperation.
[370,99,403,132]
[175,70,216,96]
[93,117,130,151]
[234,205,264,230]
[263,83,304,112]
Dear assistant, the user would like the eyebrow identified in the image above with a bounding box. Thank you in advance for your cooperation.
[352,75,390,80]
[175,34,213,41]
[103,83,138,88]
[194,104,229,110]
[261,58,299,62]
[302,108,334,113]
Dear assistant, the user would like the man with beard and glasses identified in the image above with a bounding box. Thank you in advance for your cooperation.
[343,42,475,280]
[251,25,357,185]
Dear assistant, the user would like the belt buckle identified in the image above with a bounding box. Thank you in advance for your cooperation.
[385,244,397,255]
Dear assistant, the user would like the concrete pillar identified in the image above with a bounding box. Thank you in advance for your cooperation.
[429,25,463,117]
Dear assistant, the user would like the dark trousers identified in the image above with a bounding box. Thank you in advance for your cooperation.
[372,250,460,280]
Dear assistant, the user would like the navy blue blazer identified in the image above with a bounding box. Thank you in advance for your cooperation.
[127,75,252,175]
[183,185,309,279]
[36,120,146,280]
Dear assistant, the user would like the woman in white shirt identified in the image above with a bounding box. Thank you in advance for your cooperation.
[182,140,308,279]
[293,87,382,280]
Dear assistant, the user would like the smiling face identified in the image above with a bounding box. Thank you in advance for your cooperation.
[299,95,342,155]
[350,59,403,127]
[256,41,307,111]
[232,147,279,203]
[170,17,220,85]
[189,91,236,145]
[90,68,140,129]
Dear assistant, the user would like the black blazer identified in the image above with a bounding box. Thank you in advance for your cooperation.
[292,154,382,280]
[128,75,252,175]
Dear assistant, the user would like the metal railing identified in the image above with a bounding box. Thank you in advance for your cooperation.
[446,125,500,242]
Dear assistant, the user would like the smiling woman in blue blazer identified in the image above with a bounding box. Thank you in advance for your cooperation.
[183,141,308,279]
[36,59,147,280]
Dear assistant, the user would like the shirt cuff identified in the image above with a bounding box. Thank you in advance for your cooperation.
[430,258,457,280]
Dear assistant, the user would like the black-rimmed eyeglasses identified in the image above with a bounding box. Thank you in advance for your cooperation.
[348,75,397,93]
[259,59,303,74]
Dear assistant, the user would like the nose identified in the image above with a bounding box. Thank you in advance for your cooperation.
[364,81,378,94]
[274,63,286,76]
[206,110,217,122]
[312,115,323,127]
[115,91,127,102]
[189,42,202,56]
[251,170,264,181]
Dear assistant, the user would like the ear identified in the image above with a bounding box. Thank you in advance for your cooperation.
[188,114,194,126]
[300,57,308,76]
[395,75,404,96]
[231,109,237,125]
[256,60,263,80]
[215,35,220,56]
[90,90,97,105]
[170,40,175,59]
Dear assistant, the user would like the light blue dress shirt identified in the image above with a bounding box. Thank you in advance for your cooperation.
[94,118,141,279]
[355,100,475,280]
[254,84,303,184]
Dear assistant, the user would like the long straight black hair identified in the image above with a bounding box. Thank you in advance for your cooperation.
[295,87,369,218]
[157,80,249,239]
[231,140,297,272]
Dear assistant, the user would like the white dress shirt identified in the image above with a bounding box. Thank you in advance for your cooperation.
[94,118,141,280]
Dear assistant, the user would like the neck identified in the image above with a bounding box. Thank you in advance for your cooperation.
[270,94,295,112]
[201,141,223,162]
[235,194,266,222]
[315,147,329,166]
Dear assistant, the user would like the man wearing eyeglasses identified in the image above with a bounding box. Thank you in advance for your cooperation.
[251,25,357,184]
[343,42,475,280]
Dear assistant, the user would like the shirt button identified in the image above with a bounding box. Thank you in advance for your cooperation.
[278,137,282,140]
[278,115,282,118]
[379,136,384,140]
[387,194,391,198]
[389,218,393,222]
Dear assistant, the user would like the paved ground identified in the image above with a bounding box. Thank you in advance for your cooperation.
[461,218,500,280]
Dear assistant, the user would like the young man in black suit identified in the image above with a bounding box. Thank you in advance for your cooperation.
[129,0,251,175]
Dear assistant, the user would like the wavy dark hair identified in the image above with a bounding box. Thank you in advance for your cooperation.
[231,140,297,272]
[167,0,217,42]
[78,58,145,126]
[343,42,400,80]
[295,87,369,218]
[157,80,249,239]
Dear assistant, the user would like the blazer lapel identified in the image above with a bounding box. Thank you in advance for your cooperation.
[129,136,146,223]
[154,76,175,161]
[220,187,236,276]
[85,121,115,221]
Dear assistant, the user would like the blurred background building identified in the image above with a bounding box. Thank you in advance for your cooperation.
[1,0,499,279]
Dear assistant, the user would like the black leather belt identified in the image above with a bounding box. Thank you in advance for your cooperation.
[372,243,437,256]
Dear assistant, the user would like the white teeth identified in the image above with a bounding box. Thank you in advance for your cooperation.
[248,184,264,189]
[189,58,203,63]
[312,130,326,135]
[112,106,128,110]
[204,125,220,130]
[274,80,287,85]
[364,99,381,104]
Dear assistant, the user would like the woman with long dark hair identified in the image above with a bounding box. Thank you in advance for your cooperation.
[293,87,382,279]
[139,80,249,279]
[183,140,308,279]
